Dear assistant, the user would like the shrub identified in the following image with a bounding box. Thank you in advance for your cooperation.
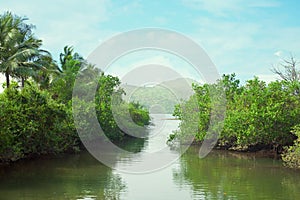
[282,125,300,169]
[0,82,78,161]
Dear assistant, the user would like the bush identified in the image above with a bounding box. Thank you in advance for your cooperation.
[282,125,300,169]
[170,74,300,151]
[0,82,78,162]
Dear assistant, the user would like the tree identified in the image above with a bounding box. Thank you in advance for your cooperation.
[0,11,50,88]
[282,125,300,169]
[30,54,60,90]
[170,74,300,152]
[59,45,86,71]
[272,55,300,82]
[0,12,22,87]
[50,46,87,102]
[13,37,54,87]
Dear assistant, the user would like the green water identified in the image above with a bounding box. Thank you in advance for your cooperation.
[1,115,300,200]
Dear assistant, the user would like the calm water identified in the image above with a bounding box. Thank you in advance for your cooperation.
[1,114,300,200]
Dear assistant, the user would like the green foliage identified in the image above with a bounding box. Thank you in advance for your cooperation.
[0,11,52,88]
[94,73,150,141]
[0,69,151,162]
[0,12,150,163]
[174,85,210,142]
[0,82,78,161]
[94,73,125,141]
[223,79,300,148]
[171,74,300,152]
[128,102,150,126]
[282,125,300,169]
[50,46,85,103]
[170,76,227,143]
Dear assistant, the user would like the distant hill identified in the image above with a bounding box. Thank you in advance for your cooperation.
[121,78,198,114]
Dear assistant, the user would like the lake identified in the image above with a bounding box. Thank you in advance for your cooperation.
[1,114,300,200]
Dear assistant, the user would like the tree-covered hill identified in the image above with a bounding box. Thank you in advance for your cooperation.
[122,78,197,114]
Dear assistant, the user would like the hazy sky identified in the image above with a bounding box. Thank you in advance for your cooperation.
[1,0,300,85]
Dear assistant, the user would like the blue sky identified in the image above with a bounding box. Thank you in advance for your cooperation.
[1,0,300,84]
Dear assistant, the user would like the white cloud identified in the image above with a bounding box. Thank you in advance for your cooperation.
[184,11,300,82]
[0,0,112,60]
[274,51,282,57]
[1,0,297,84]
[187,19,261,77]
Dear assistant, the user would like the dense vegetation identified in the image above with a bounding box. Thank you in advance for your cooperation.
[169,65,300,168]
[0,12,150,162]
[0,82,77,161]
[282,125,300,169]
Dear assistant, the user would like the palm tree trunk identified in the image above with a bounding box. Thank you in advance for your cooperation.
[5,71,10,88]
[21,77,25,88]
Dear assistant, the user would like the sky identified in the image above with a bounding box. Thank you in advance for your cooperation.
[1,0,300,88]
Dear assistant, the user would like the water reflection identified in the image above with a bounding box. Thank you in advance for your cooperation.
[173,147,300,200]
[2,116,300,200]
[0,151,126,200]
[87,114,182,173]
[0,128,151,200]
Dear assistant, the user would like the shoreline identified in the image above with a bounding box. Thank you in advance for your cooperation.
[1,142,284,166]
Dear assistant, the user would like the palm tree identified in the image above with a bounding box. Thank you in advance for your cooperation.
[0,12,23,87]
[0,11,51,88]
[13,36,54,88]
[30,54,60,89]
[49,46,88,102]
[59,45,86,71]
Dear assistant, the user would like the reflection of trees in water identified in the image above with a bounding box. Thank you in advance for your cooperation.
[103,173,125,200]
[173,147,300,200]
[0,135,150,199]
[0,151,127,200]
[116,136,147,153]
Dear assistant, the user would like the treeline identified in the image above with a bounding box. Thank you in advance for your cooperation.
[0,12,150,162]
[170,65,300,168]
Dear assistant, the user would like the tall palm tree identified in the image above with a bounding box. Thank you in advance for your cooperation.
[0,11,51,88]
[13,36,54,87]
[0,12,23,87]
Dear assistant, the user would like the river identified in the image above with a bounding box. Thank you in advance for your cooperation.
[1,114,300,200]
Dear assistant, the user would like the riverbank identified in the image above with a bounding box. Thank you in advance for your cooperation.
[170,74,300,169]
[170,140,287,161]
